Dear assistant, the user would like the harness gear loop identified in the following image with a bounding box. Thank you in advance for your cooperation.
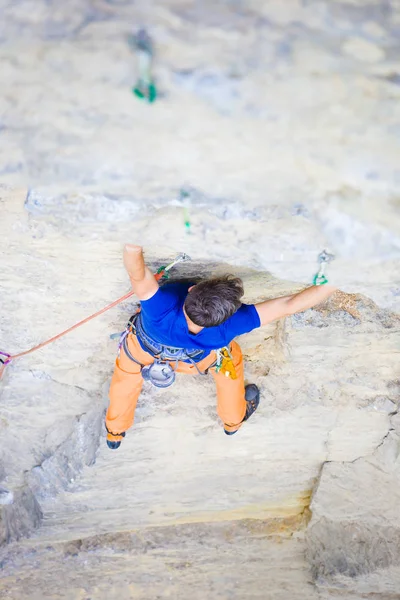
[215,347,237,380]
[0,253,190,380]
[313,249,335,286]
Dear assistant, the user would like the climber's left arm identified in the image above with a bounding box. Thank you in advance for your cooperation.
[123,244,159,301]
[255,285,337,326]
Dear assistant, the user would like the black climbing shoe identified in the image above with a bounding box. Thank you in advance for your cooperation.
[243,384,260,421]
[224,384,260,435]
[106,431,125,450]
[107,439,122,450]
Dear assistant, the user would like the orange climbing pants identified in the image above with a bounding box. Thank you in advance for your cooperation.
[106,334,246,439]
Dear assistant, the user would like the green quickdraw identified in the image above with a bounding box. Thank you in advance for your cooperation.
[156,253,191,282]
[157,265,170,281]
[179,189,191,234]
[313,273,328,286]
[134,81,157,103]
[128,29,157,103]
[313,250,334,286]
[183,206,191,234]
[164,253,191,272]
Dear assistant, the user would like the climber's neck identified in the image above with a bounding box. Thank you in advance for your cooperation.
[183,307,204,335]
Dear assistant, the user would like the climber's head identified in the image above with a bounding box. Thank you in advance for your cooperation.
[184,275,244,327]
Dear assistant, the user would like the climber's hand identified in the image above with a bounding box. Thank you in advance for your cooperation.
[123,244,159,301]
[123,244,145,278]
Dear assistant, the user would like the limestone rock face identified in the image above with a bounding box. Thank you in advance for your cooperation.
[0,0,399,598]
[307,416,400,597]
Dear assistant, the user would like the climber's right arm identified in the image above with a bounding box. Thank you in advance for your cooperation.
[123,244,159,301]
[255,285,337,326]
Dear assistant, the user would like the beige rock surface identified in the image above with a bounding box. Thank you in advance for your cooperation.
[0,1,400,598]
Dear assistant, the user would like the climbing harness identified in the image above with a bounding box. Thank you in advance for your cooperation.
[0,253,190,380]
[118,322,177,388]
[313,250,335,286]
[128,29,157,103]
[118,310,237,389]
[118,312,211,389]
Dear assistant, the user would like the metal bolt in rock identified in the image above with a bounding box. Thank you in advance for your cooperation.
[164,253,191,273]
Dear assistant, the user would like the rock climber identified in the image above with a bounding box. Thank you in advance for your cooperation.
[105,245,337,449]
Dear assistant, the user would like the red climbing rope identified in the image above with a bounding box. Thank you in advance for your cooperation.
[0,269,167,380]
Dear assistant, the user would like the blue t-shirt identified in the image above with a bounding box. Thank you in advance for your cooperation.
[139,282,260,353]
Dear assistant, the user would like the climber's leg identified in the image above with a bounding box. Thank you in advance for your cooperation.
[106,334,154,445]
[211,342,247,434]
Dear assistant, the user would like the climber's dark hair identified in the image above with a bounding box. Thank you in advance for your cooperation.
[184,275,244,327]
